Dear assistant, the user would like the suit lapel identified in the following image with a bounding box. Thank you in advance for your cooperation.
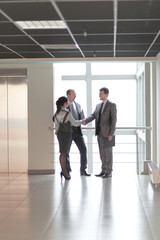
[101,101,110,124]
[97,103,103,118]
[102,100,109,114]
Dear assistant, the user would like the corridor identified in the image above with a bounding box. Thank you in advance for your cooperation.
[0,164,160,240]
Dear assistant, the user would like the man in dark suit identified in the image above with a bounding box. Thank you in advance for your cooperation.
[84,87,117,178]
[66,89,90,176]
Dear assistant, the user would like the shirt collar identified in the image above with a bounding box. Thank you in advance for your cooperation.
[102,99,108,104]
[68,101,73,105]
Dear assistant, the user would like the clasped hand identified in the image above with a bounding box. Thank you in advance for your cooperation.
[82,119,86,125]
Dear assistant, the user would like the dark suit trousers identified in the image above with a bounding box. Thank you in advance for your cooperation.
[66,131,87,172]
[97,132,113,174]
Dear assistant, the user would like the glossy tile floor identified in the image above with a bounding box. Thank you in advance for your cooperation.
[0,163,160,240]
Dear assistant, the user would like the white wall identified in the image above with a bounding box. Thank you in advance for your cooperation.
[0,63,54,174]
[156,54,160,168]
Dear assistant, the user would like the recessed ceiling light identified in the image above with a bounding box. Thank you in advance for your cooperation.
[16,20,66,29]
[42,44,78,49]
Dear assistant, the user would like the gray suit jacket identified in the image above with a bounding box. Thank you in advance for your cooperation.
[74,102,85,120]
[85,100,117,137]
[70,101,85,136]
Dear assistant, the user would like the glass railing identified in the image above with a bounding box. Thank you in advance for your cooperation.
[49,126,152,175]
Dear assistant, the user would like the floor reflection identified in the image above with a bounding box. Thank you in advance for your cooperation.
[0,163,159,240]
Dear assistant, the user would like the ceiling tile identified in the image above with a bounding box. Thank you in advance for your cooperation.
[67,21,114,34]
[25,29,68,35]
[0,52,22,59]
[75,35,113,44]
[52,51,82,58]
[146,51,159,57]
[116,51,146,57]
[0,22,24,35]
[0,36,36,44]
[0,12,8,21]
[20,52,54,58]
[118,1,160,19]
[80,44,113,51]
[57,1,113,20]
[49,49,80,53]
[0,2,60,21]
[84,51,114,57]
[150,43,160,51]
[0,45,10,52]
[117,34,156,44]
[155,35,160,43]
[117,20,160,33]
[116,44,150,51]
[32,35,74,44]
[7,45,45,52]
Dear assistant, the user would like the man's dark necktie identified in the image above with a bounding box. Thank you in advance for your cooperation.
[96,102,104,135]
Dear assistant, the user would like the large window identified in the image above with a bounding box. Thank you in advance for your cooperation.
[92,79,136,126]
[53,61,137,172]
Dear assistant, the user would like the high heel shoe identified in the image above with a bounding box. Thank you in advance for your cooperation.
[60,172,71,180]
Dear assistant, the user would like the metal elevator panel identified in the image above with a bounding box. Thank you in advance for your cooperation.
[8,77,28,172]
[0,70,28,173]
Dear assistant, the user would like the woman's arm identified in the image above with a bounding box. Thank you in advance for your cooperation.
[68,112,82,126]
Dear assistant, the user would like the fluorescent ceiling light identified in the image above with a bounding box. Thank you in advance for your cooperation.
[16,20,66,29]
[42,44,78,49]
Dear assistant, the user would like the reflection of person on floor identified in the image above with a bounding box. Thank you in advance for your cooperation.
[66,89,90,176]
[53,96,82,180]
[83,87,117,178]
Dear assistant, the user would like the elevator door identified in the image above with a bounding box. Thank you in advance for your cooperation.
[0,72,28,173]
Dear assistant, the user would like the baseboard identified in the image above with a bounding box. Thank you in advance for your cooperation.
[28,169,55,175]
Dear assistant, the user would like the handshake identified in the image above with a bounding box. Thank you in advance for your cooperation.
[82,119,87,125]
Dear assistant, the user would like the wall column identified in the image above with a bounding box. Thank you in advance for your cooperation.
[156,53,160,168]
[27,63,54,174]
[150,62,157,164]
[144,63,151,161]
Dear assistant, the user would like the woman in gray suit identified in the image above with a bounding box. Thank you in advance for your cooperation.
[84,87,117,178]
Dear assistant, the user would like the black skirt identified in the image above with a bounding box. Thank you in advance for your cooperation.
[57,131,72,153]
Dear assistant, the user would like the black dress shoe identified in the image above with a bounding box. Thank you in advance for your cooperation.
[81,171,91,176]
[95,172,105,177]
[102,173,112,178]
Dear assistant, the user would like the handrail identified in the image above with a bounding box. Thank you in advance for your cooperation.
[48,126,152,130]
[49,126,152,175]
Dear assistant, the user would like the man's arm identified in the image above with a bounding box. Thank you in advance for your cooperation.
[109,103,117,136]
[85,112,96,124]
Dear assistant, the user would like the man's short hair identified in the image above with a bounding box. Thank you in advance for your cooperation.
[66,89,74,95]
[99,87,109,94]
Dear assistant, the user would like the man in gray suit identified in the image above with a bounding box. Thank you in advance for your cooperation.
[66,89,90,176]
[84,87,117,178]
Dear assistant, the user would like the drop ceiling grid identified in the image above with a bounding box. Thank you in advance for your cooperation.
[0,0,159,58]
